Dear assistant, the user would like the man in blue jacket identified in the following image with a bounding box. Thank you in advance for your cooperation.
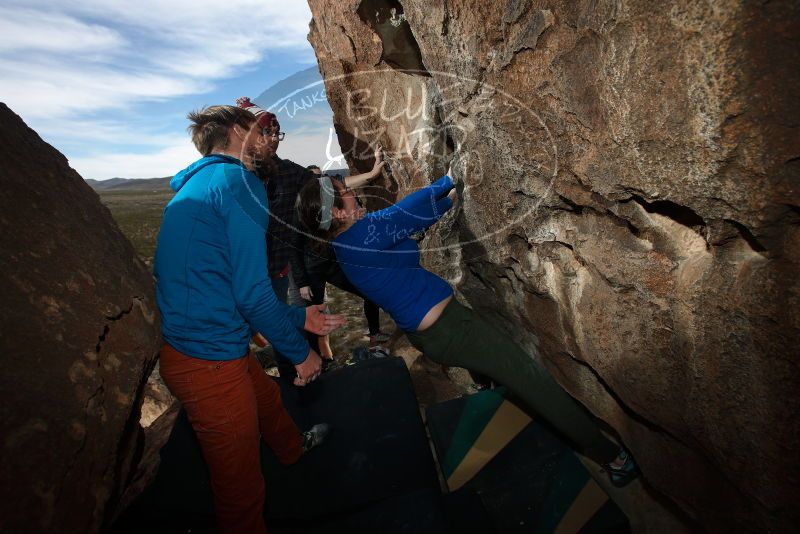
[154,104,345,534]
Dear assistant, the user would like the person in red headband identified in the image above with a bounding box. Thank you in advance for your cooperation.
[236,97,316,379]
[237,97,388,383]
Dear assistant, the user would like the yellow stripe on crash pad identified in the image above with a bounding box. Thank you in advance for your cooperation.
[554,479,608,534]
[446,400,532,491]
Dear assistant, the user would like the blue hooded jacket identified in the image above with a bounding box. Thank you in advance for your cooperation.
[154,154,309,362]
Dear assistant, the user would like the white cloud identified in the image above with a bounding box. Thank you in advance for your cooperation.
[55,0,314,50]
[69,139,201,180]
[0,7,126,54]
[0,1,314,119]
[36,119,188,148]
[0,1,321,180]
[0,58,202,119]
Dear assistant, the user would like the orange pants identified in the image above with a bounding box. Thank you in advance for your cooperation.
[159,344,304,534]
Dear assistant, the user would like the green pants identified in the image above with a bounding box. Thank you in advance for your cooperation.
[406,299,619,464]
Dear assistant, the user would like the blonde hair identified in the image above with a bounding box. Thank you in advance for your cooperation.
[186,105,255,155]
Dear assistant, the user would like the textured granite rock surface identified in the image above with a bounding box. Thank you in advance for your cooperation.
[0,103,166,532]
[306,1,800,531]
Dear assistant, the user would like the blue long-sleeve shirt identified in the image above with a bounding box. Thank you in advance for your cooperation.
[333,175,456,331]
[154,154,309,362]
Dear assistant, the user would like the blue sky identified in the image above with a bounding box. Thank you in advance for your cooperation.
[0,0,339,179]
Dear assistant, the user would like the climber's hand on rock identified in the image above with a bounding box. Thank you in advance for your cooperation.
[448,187,459,211]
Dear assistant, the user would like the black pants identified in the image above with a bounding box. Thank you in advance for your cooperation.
[277,262,383,385]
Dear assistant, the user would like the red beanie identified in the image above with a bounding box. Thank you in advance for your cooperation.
[236,96,279,129]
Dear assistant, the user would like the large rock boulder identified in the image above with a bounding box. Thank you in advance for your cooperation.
[306,1,800,531]
[0,103,164,532]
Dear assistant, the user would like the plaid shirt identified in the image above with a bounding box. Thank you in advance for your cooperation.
[259,156,315,278]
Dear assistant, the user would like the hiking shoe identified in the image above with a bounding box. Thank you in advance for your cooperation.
[606,448,639,487]
[369,331,391,345]
[302,423,331,452]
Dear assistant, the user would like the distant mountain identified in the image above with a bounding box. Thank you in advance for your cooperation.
[86,177,172,192]
[85,169,350,193]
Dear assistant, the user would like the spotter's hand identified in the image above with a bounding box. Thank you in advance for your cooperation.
[299,286,314,301]
[252,332,268,347]
[294,349,322,387]
[304,304,347,335]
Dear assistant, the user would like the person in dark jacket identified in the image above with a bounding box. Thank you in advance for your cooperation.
[236,97,388,379]
[236,97,327,382]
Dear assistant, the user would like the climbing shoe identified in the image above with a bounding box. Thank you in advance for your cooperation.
[606,448,639,487]
[302,423,331,453]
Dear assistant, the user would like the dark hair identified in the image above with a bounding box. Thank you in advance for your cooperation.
[306,165,321,171]
[186,105,255,155]
[296,177,345,253]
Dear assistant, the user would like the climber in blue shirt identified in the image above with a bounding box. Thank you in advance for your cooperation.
[295,169,639,487]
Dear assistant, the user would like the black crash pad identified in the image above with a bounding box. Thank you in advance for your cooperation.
[113,357,440,533]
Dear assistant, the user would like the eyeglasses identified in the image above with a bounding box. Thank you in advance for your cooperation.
[262,130,285,141]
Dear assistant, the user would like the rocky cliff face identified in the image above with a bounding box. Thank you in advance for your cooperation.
[0,104,164,532]
[307,1,800,531]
